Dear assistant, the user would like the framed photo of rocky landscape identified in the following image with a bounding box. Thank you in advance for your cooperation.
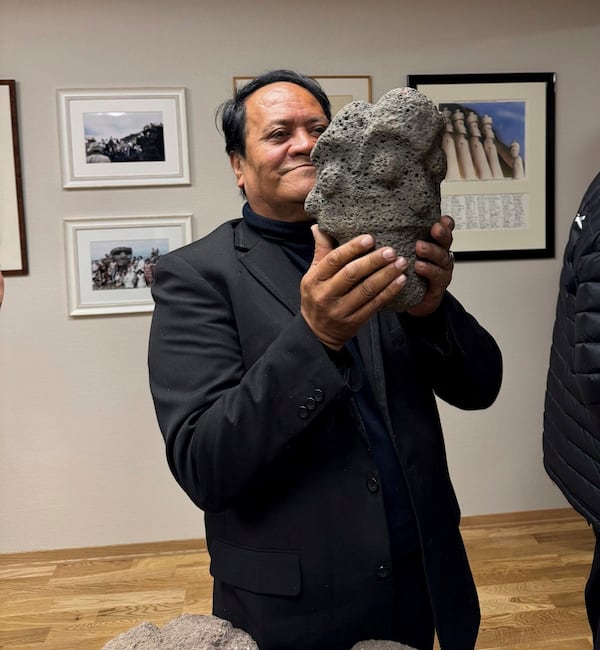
[64,215,192,316]
[408,72,555,260]
[57,88,190,188]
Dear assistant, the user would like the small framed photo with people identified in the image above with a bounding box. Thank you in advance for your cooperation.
[63,215,192,316]
[57,88,190,188]
[407,72,555,261]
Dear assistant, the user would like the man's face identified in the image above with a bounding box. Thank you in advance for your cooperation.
[230,82,329,222]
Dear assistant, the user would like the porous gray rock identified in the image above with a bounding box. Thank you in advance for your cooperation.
[305,87,447,311]
[101,613,418,650]
[101,614,259,650]
[351,642,418,650]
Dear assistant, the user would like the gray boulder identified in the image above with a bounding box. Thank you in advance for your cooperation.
[101,613,420,649]
[101,614,258,649]
[351,642,418,650]
[305,87,446,311]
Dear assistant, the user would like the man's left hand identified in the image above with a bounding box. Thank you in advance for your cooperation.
[407,214,455,318]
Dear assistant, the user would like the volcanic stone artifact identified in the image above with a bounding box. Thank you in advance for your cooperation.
[305,87,447,311]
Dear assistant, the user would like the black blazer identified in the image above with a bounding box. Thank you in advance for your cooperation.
[148,218,503,650]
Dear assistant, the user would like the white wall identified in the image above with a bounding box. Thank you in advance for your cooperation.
[1,0,600,553]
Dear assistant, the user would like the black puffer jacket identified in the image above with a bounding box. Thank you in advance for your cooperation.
[544,172,600,530]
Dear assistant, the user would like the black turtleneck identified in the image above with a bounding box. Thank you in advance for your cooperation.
[243,203,315,272]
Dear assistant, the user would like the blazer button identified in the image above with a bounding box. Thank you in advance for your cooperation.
[305,396,317,411]
[313,388,324,402]
[366,476,379,493]
[376,563,391,579]
[297,405,309,419]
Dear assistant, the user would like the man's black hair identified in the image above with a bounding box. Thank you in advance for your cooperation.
[217,69,331,158]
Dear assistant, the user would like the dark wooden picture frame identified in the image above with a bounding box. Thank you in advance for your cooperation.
[0,80,28,275]
[408,72,555,261]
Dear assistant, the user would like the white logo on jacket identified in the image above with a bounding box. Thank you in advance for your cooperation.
[575,212,587,230]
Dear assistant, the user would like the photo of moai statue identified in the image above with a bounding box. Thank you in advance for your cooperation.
[510,140,525,179]
[452,109,478,180]
[441,108,461,181]
[467,111,493,180]
[439,101,526,182]
[481,114,504,179]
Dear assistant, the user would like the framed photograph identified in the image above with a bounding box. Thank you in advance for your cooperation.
[233,75,372,116]
[0,80,28,275]
[64,215,192,316]
[57,88,190,188]
[407,72,555,260]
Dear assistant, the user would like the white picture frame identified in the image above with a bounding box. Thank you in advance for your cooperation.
[64,215,192,316]
[57,88,190,188]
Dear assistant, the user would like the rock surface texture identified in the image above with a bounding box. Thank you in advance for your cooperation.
[101,613,418,649]
[101,614,259,650]
[305,87,447,311]
[351,640,417,650]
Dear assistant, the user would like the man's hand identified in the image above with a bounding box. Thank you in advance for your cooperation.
[408,214,455,318]
[300,225,407,350]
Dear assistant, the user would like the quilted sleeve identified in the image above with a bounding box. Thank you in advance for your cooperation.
[574,231,600,416]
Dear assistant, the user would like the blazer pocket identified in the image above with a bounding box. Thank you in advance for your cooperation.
[209,537,301,597]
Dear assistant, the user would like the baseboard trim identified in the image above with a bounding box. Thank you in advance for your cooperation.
[0,507,582,565]
[0,537,207,566]
[461,506,583,528]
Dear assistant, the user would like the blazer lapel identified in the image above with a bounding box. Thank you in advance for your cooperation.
[234,219,302,315]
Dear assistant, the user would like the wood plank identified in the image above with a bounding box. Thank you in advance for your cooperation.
[0,508,594,649]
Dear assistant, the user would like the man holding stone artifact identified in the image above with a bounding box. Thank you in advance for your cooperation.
[148,69,502,650]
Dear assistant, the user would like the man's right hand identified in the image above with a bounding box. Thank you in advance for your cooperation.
[300,225,407,350]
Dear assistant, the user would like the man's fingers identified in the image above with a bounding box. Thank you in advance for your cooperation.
[441,214,455,232]
[311,227,376,275]
[343,257,407,311]
[308,227,407,307]
[310,224,336,267]
[430,214,454,250]
[301,227,413,348]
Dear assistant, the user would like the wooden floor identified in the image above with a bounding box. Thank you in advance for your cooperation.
[0,508,594,649]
